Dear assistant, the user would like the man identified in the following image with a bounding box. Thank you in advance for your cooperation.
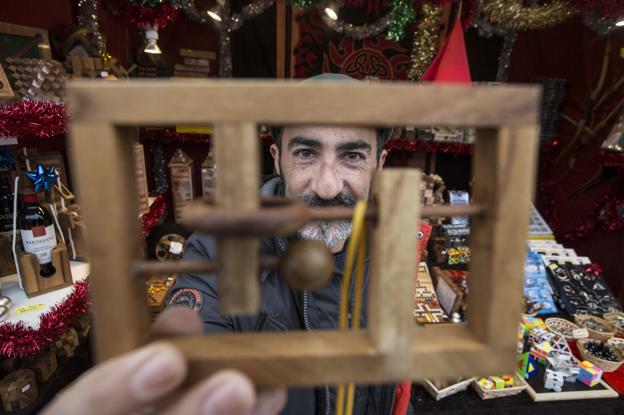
[166,74,401,414]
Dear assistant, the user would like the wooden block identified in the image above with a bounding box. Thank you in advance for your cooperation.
[19,243,73,298]
[68,123,150,361]
[0,64,15,101]
[179,48,216,60]
[53,327,79,358]
[0,369,38,412]
[213,123,260,315]
[183,57,211,67]
[174,64,211,74]
[72,313,91,338]
[0,235,17,277]
[20,350,57,382]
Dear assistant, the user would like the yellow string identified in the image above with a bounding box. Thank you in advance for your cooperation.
[336,201,367,415]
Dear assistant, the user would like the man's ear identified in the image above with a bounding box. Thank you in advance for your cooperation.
[378,149,388,170]
[270,144,281,175]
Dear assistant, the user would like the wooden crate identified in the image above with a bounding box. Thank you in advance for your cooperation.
[67,80,540,387]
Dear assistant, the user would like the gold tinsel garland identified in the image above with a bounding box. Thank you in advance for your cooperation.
[478,0,578,31]
[408,2,442,81]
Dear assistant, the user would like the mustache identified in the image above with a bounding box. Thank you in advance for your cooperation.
[297,191,357,207]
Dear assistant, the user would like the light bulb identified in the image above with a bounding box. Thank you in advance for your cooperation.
[208,9,222,22]
[324,7,338,20]
[144,27,162,55]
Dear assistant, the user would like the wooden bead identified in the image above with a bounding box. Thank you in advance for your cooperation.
[279,240,333,291]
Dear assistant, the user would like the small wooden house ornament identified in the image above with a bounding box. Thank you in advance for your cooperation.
[168,148,194,223]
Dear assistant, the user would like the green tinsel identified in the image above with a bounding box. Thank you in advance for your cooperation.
[291,0,318,9]
[386,0,416,41]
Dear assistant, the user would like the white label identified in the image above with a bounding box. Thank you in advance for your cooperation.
[169,241,183,255]
[20,224,57,264]
[573,328,589,339]
[21,384,30,393]
[0,136,18,145]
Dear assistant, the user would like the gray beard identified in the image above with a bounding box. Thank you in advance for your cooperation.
[297,221,352,249]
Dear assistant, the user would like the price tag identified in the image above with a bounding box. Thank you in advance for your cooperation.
[16,304,45,315]
[573,328,589,339]
[169,241,183,255]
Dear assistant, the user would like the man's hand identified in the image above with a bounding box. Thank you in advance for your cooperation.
[42,307,286,415]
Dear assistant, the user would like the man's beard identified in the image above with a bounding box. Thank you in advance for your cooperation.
[295,191,356,249]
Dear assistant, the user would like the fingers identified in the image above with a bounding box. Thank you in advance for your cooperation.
[42,342,187,415]
[162,370,256,415]
[254,389,287,415]
[152,306,204,336]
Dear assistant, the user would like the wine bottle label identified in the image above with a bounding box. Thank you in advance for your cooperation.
[20,225,57,264]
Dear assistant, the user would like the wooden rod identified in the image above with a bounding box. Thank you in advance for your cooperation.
[308,204,485,221]
[133,256,280,277]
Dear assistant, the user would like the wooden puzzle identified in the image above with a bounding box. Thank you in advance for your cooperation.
[68,79,539,387]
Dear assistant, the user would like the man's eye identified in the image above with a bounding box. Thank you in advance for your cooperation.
[344,152,364,162]
[295,149,316,159]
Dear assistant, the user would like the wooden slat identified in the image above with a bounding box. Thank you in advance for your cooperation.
[132,256,280,277]
[69,124,149,361]
[467,127,538,345]
[67,80,541,127]
[165,325,513,387]
[213,123,260,315]
[367,169,421,369]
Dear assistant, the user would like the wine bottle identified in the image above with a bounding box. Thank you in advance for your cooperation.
[18,192,57,277]
[0,174,13,232]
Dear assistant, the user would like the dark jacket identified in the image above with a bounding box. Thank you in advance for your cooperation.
[166,177,405,415]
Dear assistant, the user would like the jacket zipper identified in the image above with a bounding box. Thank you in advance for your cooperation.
[254,312,268,332]
[303,290,331,415]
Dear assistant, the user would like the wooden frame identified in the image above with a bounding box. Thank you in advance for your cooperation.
[0,22,52,61]
[67,80,540,387]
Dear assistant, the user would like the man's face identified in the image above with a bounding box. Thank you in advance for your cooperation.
[270,125,387,252]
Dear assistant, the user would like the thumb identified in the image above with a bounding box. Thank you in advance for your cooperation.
[42,342,187,415]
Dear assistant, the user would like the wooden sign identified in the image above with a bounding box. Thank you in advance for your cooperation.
[168,148,194,223]
[132,143,150,215]
[0,22,52,61]
[201,150,216,199]
[68,79,540,387]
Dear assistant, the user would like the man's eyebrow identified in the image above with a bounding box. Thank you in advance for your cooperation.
[288,136,323,150]
[336,140,372,153]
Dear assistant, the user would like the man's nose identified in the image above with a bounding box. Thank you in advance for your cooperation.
[311,162,343,200]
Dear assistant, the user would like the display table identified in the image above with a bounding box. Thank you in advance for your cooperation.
[411,383,624,414]
[0,262,89,329]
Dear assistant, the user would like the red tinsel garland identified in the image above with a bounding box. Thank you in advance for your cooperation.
[105,0,180,28]
[0,281,90,358]
[562,182,624,241]
[141,194,168,238]
[385,139,473,154]
[140,128,211,144]
[0,100,66,139]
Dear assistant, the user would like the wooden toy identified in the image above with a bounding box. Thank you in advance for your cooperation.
[67,79,539,387]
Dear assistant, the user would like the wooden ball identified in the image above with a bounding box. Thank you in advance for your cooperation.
[279,240,333,291]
